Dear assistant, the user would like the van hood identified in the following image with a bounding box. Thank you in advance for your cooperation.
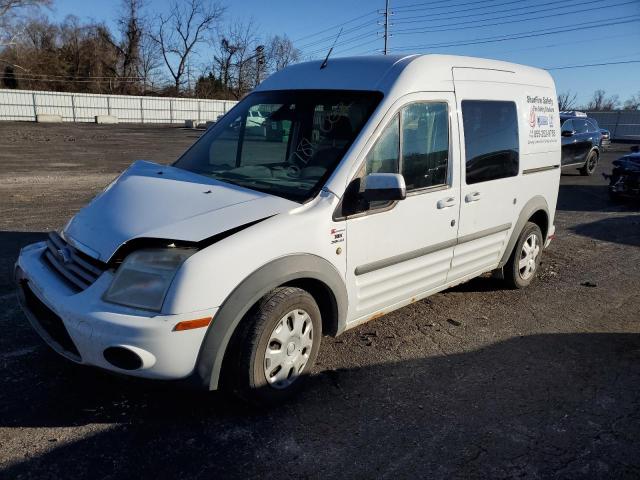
[63,160,298,262]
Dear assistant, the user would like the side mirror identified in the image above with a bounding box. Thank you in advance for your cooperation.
[561,130,575,137]
[361,173,406,202]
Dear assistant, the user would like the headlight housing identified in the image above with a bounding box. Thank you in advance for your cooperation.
[103,248,196,311]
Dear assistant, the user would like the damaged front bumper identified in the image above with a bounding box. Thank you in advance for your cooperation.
[15,241,217,380]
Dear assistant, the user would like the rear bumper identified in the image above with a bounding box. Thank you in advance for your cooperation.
[15,242,217,381]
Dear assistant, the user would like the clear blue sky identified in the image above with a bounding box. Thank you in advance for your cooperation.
[50,0,640,106]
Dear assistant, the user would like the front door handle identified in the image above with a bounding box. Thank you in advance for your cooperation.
[437,197,457,209]
[465,191,481,203]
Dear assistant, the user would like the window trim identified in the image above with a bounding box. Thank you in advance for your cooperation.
[362,99,453,195]
[332,96,460,222]
[399,102,450,194]
[461,99,520,186]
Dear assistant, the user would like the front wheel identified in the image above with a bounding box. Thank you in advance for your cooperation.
[504,222,543,289]
[580,150,598,176]
[225,287,322,406]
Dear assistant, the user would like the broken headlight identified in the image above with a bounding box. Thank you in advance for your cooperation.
[103,248,195,311]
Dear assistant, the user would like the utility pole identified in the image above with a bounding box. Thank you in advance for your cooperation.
[381,0,391,55]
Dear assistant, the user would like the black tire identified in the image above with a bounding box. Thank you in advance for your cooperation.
[504,222,543,289]
[580,150,598,176]
[225,286,322,406]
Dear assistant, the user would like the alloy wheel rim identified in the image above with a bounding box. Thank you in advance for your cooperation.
[518,233,540,280]
[588,154,597,172]
[263,309,314,389]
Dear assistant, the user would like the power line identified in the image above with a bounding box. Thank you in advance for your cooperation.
[477,32,640,57]
[333,37,382,56]
[391,0,636,35]
[389,15,640,51]
[392,0,516,11]
[297,19,378,51]
[545,60,640,70]
[302,1,394,58]
[292,9,378,43]
[303,27,380,57]
[392,0,527,22]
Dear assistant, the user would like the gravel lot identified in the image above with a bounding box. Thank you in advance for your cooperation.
[1,122,639,479]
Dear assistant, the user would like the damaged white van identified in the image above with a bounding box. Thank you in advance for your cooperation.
[16,54,560,404]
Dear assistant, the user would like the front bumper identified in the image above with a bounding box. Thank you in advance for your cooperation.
[15,241,217,380]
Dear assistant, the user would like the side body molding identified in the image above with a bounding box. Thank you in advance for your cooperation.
[192,254,348,390]
[498,195,550,268]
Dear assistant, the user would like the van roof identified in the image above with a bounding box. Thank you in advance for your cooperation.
[255,54,554,95]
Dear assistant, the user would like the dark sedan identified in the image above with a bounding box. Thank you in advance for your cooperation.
[560,114,602,176]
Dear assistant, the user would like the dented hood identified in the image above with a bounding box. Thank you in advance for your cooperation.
[63,161,297,262]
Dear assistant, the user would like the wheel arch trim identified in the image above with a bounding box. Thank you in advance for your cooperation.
[498,195,550,268]
[191,254,348,390]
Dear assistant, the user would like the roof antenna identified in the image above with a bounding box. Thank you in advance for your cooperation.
[320,27,343,70]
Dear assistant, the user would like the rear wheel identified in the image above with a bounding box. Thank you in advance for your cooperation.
[580,150,598,176]
[225,287,322,406]
[504,222,543,289]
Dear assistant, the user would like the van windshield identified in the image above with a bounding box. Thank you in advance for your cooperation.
[174,90,382,202]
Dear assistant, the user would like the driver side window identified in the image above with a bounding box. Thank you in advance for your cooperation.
[365,113,400,175]
[364,102,450,192]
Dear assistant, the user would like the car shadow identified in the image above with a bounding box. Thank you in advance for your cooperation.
[571,214,640,247]
[556,184,615,212]
[1,331,638,478]
[0,231,48,296]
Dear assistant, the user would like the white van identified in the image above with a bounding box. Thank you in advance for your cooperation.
[15,55,560,404]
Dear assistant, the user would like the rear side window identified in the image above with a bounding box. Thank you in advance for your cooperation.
[462,100,519,184]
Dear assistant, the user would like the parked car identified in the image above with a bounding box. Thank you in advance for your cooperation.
[604,146,640,201]
[229,108,266,130]
[560,111,602,175]
[15,55,561,405]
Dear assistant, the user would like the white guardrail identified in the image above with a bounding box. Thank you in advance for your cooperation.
[0,88,238,124]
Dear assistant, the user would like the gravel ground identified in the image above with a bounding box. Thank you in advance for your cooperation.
[0,122,639,479]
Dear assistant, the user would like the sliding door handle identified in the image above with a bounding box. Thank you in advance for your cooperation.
[437,197,457,209]
[465,191,482,203]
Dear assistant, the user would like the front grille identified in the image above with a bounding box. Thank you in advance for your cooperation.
[43,232,106,291]
[21,281,81,359]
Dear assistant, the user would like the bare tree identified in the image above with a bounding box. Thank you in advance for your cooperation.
[0,0,50,47]
[138,31,162,92]
[215,19,259,98]
[150,0,224,93]
[557,91,577,111]
[623,92,640,110]
[266,34,300,72]
[586,89,620,111]
[0,0,49,25]
[1,14,123,93]
[115,0,144,90]
[213,37,238,90]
